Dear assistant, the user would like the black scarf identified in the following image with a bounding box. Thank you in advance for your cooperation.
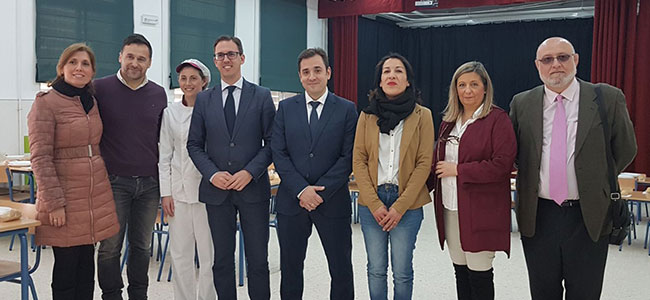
[52,80,94,114]
[363,88,416,134]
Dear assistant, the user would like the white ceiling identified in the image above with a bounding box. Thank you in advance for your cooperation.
[367,0,595,28]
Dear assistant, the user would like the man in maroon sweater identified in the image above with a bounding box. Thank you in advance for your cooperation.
[94,33,167,300]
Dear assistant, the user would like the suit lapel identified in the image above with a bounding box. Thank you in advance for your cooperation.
[575,80,598,155]
[295,96,311,144]
[310,92,337,150]
[232,79,253,139]
[398,106,420,171]
[529,86,544,163]
[211,84,230,138]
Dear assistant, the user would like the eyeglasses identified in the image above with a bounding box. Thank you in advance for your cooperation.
[440,135,460,145]
[537,54,574,65]
[214,51,240,61]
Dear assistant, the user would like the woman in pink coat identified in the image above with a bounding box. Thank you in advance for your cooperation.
[427,61,516,300]
[28,43,119,300]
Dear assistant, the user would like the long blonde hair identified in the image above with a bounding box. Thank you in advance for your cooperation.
[442,61,494,122]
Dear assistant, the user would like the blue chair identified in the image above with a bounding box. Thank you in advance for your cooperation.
[0,234,41,300]
[119,206,172,282]
[349,180,360,224]
[238,191,279,287]
[237,221,246,287]
[6,168,38,253]
[152,207,171,282]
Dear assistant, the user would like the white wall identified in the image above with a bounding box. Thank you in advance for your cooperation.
[0,0,326,156]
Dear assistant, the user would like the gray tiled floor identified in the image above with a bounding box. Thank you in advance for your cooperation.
[2,205,650,299]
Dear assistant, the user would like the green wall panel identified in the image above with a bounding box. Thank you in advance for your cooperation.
[260,0,306,93]
[35,0,133,82]
[170,0,235,89]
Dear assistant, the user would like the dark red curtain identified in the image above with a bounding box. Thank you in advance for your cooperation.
[592,0,650,174]
[318,0,551,18]
[331,16,358,104]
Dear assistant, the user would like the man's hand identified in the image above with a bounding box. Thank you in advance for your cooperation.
[227,170,253,191]
[378,207,403,231]
[211,171,233,190]
[436,161,458,178]
[161,196,175,217]
[299,185,325,211]
[49,207,66,227]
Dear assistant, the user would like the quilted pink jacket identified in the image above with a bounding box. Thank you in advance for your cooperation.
[28,89,119,247]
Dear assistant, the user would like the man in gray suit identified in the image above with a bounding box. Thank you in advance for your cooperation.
[510,37,637,300]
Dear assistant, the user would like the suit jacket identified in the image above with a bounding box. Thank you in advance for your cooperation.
[271,92,358,218]
[510,79,637,241]
[352,104,434,215]
[427,107,516,254]
[187,79,275,205]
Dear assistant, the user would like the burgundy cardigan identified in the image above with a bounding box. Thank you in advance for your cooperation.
[427,107,516,255]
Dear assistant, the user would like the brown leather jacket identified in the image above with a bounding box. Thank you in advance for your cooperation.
[28,89,119,247]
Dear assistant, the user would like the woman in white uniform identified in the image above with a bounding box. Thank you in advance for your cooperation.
[159,59,216,300]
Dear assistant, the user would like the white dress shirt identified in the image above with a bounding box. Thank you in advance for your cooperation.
[208,77,246,183]
[116,69,148,90]
[158,100,202,203]
[538,78,580,200]
[305,88,328,122]
[296,89,329,199]
[377,121,404,186]
[441,104,484,211]
[221,77,244,114]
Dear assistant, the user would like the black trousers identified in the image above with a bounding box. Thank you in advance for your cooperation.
[205,197,270,300]
[52,244,95,300]
[277,210,354,300]
[522,199,608,300]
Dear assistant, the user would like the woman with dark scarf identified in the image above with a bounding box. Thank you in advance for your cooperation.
[28,43,118,299]
[352,53,434,300]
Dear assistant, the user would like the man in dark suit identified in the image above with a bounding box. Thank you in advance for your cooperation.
[271,48,357,300]
[187,35,275,300]
[510,37,637,300]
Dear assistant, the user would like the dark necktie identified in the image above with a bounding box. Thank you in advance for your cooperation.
[309,101,320,140]
[224,86,236,136]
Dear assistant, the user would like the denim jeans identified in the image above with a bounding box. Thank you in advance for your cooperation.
[97,175,160,300]
[359,184,424,300]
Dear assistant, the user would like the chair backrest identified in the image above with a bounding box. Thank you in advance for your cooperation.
[618,177,636,193]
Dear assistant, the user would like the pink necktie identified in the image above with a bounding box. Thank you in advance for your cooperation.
[549,94,568,205]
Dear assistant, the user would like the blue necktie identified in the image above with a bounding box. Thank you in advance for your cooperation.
[224,86,236,136]
[309,101,320,141]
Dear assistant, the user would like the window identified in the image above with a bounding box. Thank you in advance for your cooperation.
[259,0,306,93]
[35,0,133,82]
[169,0,235,89]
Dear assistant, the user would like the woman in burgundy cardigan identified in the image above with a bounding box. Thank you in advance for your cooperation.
[427,61,516,300]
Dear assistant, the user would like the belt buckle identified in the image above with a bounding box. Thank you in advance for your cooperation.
[562,200,578,207]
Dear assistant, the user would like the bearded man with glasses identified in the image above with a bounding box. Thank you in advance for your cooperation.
[509,37,637,300]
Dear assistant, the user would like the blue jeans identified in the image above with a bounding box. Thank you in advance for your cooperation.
[359,184,424,300]
[97,175,160,300]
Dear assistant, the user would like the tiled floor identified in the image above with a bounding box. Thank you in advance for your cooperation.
[1,205,650,299]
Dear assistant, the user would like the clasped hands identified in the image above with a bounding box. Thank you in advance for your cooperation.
[299,185,325,212]
[211,170,253,191]
[372,206,403,232]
